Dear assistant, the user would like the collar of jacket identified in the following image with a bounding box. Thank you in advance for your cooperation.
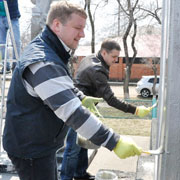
[41,25,71,65]
[96,51,110,70]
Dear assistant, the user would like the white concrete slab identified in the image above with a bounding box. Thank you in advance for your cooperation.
[0,174,19,180]
[87,136,150,175]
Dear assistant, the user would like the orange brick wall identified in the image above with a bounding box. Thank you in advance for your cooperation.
[73,56,160,82]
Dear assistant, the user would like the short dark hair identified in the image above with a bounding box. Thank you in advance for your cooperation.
[100,39,121,53]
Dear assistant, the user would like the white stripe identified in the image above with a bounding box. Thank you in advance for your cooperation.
[54,97,81,121]
[101,128,114,147]
[24,80,38,97]
[76,114,102,139]
[29,61,53,74]
[34,76,74,100]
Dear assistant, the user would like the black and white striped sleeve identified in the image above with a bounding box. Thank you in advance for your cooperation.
[23,61,119,150]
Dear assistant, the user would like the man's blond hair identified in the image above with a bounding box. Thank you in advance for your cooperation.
[46,1,87,26]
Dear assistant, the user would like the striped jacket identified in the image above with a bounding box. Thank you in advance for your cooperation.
[3,26,119,158]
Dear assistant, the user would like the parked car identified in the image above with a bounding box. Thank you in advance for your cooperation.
[136,76,160,98]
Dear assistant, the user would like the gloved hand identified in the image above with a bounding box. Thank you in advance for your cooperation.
[113,136,142,159]
[82,96,103,117]
[135,106,151,117]
[76,134,100,149]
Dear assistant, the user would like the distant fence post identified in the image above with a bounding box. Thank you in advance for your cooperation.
[152,96,157,118]
[150,96,158,150]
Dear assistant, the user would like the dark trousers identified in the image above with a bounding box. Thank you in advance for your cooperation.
[8,153,58,180]
[61,128,88,180]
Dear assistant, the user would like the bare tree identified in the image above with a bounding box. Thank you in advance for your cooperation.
[138,0,162,25]
[140,29,161,96]
[84,0,108,53]
[151,58,160,96]
[84,0,95,53]
[115,0,140,99]
[113,0,162,99]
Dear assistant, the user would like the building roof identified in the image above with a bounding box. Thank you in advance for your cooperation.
[75,34,161,58]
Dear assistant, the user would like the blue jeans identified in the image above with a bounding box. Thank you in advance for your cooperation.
[0,16,21,70]
[8,153,58,180]
[61,128,88,180]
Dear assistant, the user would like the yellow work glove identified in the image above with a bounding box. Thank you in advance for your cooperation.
[113,136,142,159]
[135,106,151,117]
[82,96,103,117]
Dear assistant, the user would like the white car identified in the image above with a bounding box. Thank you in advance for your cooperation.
[136,76,160,98]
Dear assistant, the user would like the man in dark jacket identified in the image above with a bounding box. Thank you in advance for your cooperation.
[0,0,21,73]
[61,39,152,180]
[3,2,143,180]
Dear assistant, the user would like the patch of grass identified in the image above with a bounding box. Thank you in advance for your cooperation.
[100,118,151,136]
[98,108,152,120]
[97,99,153,119]
[97,99,152,136]
[97,99,153,136]
[98,106,151,119]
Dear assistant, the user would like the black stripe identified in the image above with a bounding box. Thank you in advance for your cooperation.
[44,89,77,111]
[105,133,120,151]
[89,124,110,145]
[23,67,34,87]
[66,106,91,130]
[27,63,68,88]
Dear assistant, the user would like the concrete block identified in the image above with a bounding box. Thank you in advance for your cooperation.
[136,155,155,180]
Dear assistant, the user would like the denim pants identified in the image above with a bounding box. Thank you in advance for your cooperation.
[0,16,21,69]
[8,153,58,180]
[61,128,88,180]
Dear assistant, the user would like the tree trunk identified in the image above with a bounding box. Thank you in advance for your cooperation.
[123,65,131,99]
[123,20,132,98]
[152,63,158,96]
[86,0,95,53]
[116,0,139,98]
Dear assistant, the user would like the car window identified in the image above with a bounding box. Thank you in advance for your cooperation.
[148,78,154,83]
[148,78,159,83]
[157,78,159,83]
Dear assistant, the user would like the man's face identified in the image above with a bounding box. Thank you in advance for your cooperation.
[53,13,86,49]
[102,49,120,66]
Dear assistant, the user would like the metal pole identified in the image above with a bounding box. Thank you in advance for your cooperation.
[154,0,170,177]
[0,0,19,152]
[3,0,19,60]
[0,31,9,152]
[156,0,180,179]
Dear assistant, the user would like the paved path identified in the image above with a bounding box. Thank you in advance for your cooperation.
[110,85,138,98]
[87,136,150,177]
[0,174,19,180]
[0,136,150,180]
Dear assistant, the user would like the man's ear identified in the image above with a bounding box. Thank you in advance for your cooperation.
[51,19,61,33]
[101,49,107,58]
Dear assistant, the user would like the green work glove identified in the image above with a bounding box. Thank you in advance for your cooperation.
[82,96,103,117]
[135,106,151,117]
[113,136,142,159]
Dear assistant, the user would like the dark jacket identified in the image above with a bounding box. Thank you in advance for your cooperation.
[75,53,136,114]
[7,0,20,19]
[3,26,70,158]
